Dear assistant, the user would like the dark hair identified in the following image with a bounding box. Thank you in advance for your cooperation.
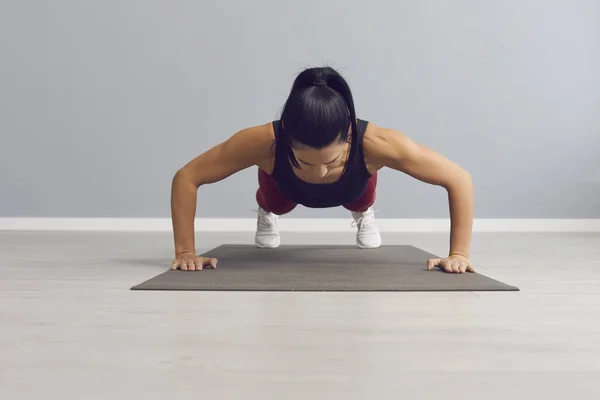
[278,66,359,169]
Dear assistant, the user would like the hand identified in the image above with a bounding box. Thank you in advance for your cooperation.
[171,251,218,271]
[427,254,475,274]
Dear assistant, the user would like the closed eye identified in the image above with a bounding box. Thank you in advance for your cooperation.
[298,154,341,166]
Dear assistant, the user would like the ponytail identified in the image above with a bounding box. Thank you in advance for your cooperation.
[279,66,359,170]
[325,70,359,171]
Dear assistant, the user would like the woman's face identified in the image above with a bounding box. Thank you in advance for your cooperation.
[291,139,347,178]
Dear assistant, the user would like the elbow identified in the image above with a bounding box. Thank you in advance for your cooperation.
[172,168,185,185]
[464,170,473,186]
[445,169,473,193]
[457,167,472,187]
[172,168,195,189]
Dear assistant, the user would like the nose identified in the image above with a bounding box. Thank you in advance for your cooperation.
[313,165,328,178]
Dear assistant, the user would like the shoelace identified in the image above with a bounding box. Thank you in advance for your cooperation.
[351,209,379,228]
[251,208,278,228]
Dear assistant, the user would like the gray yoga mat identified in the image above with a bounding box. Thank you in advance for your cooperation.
[131,245,518,292]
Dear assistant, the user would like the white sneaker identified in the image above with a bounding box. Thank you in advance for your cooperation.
[351,206,381,249]
[255,207,280,248]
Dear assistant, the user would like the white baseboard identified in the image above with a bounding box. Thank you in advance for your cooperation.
[0,218,599,232]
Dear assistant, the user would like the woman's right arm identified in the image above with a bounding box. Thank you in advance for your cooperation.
[170,124,273,264]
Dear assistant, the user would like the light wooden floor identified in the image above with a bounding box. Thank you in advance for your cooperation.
[1,231,600,399]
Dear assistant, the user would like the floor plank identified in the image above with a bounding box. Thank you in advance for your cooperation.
[1,231,599,399]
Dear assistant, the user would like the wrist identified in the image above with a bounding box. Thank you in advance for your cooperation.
[176,248,196,257]
[449,250,469,259]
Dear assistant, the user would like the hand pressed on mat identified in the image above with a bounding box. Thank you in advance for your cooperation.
[171,251,218,271]
[427,254,475,274]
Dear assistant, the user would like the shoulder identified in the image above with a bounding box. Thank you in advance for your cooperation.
[220,121,276,171]
[222,122,275,156]
[202,121,275,171]
[229,121,275,146]
[362,122,419,170]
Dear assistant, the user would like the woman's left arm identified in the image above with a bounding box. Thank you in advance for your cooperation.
[366,126,475,273]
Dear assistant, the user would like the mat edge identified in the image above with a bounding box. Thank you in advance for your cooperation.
[130,287,520,292]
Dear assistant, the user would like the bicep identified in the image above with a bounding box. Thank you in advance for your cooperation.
[175,126,271,187]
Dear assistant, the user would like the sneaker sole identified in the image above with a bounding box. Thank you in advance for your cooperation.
[255,236,281,249]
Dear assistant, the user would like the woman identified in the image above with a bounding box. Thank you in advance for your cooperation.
[170,66,475,274]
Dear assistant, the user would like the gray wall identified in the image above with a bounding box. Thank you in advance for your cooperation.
[1,1,599,218]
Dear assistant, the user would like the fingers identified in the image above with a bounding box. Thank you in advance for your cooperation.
[457,260,476,273]
[427,258,441,271]
[427,258,452,272]
[171,256,218,271]
[182,259,197,271]
[427,257,475,274]
[427,258,454,273]
[440,259,454,273]
[196,257,218,270]
[449,260,476,273]
[181,260,189,271]
[194,257,204,271]
[459,261,476,273]
[171,258,192,271]
[206,257,218,269]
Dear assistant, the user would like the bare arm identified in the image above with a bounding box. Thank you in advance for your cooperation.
[171,124,273,257]
[366,127,474,259]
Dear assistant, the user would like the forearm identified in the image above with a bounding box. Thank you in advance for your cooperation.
[171,172,198,257]
[446,173,474,257]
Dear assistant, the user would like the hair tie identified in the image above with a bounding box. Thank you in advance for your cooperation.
[313,79,327,87]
